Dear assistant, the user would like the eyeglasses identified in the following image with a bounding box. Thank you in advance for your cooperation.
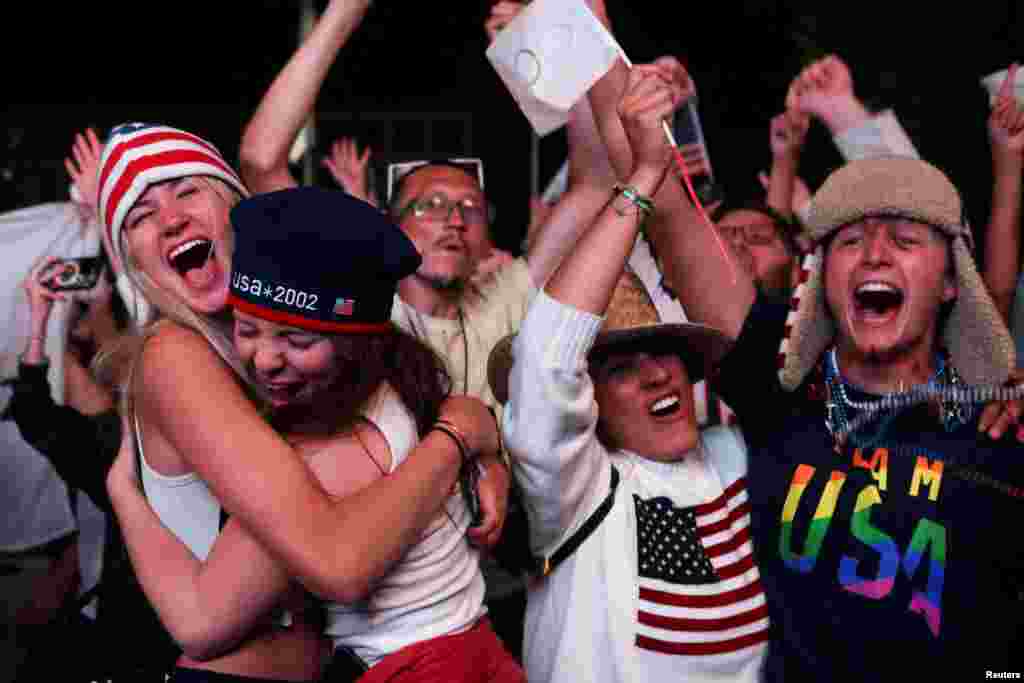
[398,193,491,225]
[386,158,485,204]
[717,221,782,246]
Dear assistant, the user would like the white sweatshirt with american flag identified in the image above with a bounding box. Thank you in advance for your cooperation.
[503,290,768,682]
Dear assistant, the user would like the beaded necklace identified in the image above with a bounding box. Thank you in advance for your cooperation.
[823,347,971,451]
[820,348,1024,500]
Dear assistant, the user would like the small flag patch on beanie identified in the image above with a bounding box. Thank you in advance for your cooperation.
[334,298,355,317]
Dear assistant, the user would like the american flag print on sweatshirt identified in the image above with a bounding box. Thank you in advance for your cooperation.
[633,477,769,657]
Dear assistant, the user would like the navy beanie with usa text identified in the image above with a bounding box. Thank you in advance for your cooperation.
[228,186,421,333]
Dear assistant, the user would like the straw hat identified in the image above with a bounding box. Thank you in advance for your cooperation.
[488,268,732,404]
[778,156,1015,390]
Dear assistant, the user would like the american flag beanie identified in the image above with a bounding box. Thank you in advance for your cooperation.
[97,123,247,267]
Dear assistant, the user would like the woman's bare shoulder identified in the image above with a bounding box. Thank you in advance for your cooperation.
[134,321,231,386]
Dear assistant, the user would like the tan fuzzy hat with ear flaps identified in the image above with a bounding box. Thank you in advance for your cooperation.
[778,156,1015,391]
[488,268,733,404]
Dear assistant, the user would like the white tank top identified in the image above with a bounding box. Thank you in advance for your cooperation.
[136,413,222,561]
[321,384,487,667]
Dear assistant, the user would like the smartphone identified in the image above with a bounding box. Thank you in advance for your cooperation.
[45,256,106,291]
[672,96,724,207]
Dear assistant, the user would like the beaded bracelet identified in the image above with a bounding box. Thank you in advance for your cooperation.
[431,419,471,465]
[612,184,654,218]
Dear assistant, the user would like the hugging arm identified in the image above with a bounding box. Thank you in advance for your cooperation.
[124,324,493,604]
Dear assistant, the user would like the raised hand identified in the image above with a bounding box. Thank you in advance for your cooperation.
[769,110,810,160]
[618,61,693,178]
[20,257,71,365]
[65,128,103,217]
[485,1,526,43]
[785,55,855,117]
[649,56,697,101]
[989,64,1024,166]
[321,137,375,206]
[23,257,69,330]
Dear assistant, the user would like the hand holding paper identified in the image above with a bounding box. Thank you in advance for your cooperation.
[486,0,624,136]
[618,67,687,182]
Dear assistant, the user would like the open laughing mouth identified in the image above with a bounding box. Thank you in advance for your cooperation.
[852,281,904,324]
[649,393,682,418]
[168,239,216,286]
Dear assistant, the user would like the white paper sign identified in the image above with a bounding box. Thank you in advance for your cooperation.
[486,0,624,136]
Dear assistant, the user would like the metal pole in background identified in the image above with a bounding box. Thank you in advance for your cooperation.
[529,130,540,198]
[299,0,317,186]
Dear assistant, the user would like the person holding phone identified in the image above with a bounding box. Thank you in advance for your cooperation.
[14,255,124,503]
[9,253,178,683]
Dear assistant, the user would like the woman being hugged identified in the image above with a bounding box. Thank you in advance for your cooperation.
[99,123,503,682]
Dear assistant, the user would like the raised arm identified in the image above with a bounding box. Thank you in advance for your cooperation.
[505,67,683,551]
[583,0,633,181]
[605,55,756,339]
[322,137,377,206]
[483,0,621,287]
[983,64,1024,322]
[787,54,919,161]
[765,111,809,219]
[238,0,372,194]
[579,10,753,332]
[546,67,681,311]
[786,55,870,136]
[525,96,622,285]
[65,128,104,227]
[128,323,497,604]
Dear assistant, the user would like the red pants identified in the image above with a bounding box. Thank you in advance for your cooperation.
[356,618,525,683]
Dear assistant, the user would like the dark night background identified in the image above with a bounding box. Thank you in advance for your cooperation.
[2,1,1021,260]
